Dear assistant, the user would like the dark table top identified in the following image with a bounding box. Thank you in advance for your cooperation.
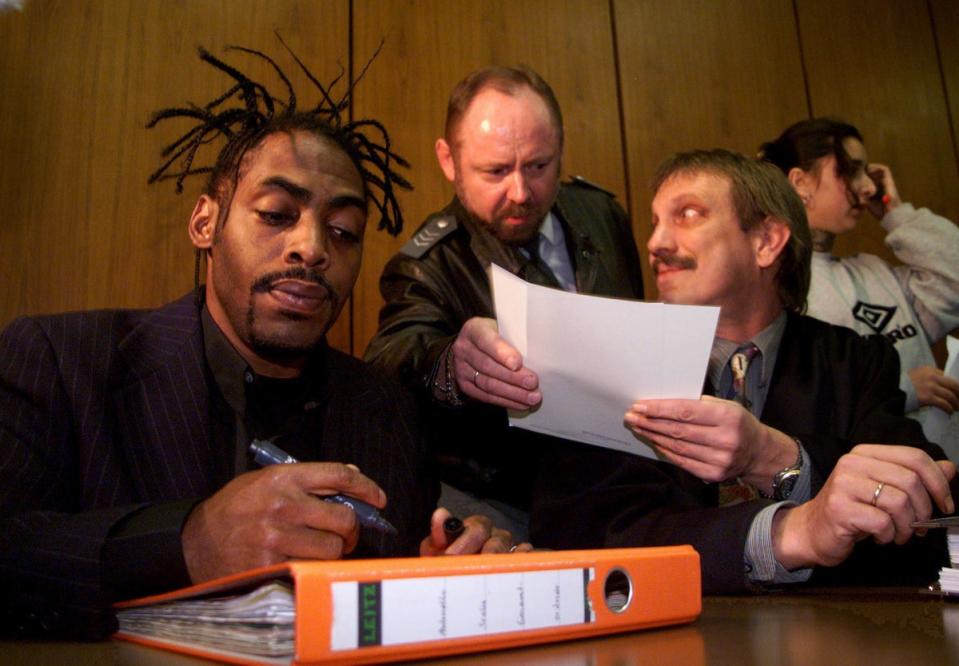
[3,588,956,665]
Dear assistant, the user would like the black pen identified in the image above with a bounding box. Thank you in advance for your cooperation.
[249,439,397,535]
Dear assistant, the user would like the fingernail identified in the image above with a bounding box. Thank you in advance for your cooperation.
[528,390,542,405]
[633,403,648,414]
[947,496,955,514]
[523,375,536,389]
[624,412,637,425]
[917,528,928,538]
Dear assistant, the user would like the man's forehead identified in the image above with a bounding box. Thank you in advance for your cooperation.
[239,131,363,193]
[455,86,557,145]
[655,170,731,204]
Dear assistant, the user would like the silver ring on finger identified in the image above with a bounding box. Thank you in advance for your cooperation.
[871,481,885,506]
[473,369,480,385]
[509,544,518,553]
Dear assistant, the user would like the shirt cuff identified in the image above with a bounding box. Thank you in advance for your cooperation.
[745,502,813,585]
[788,443,813,504]
[101,499,200,600]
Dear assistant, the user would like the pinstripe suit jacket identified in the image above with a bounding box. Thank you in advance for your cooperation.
[0,293,436,639]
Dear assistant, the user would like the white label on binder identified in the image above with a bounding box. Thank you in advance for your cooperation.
[330,567,594,650]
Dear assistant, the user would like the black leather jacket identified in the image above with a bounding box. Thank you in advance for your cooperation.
[364,179,644,506]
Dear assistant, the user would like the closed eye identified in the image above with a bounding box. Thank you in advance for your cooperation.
[256,210,297,226]
[329,224,361,244]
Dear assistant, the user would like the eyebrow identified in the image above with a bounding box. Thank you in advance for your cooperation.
[261,176,366,211]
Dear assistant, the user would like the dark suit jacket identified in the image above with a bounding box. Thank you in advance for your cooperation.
[0,293,436,639]
[530,313,950,593]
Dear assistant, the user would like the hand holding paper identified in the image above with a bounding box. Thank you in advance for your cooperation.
[451,316,542,410]
[920,336,959,460]
[625,395,800,487]
[490,264,718,459]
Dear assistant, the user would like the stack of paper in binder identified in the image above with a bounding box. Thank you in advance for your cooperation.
[114,547,701,665]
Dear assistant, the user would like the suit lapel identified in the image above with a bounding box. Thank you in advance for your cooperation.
[554,186,603,293]
[760,313,830,436]
[112,293,216,500]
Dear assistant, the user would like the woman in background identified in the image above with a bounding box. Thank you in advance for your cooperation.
[759,118,959,451]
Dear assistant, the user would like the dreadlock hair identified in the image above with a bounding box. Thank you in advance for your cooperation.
[147,37,411,236]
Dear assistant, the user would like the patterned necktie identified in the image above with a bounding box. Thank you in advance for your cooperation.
[521,235,561,289]
[728,344,761,410]
[719,344,761,505]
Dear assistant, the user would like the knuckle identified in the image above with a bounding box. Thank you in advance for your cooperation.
[266,494,293,519]
[327,463,356,488]
[888,492,908,514]
[834,455,854,474]
[318,535,344,561]
[260,526,284,552]
[703,469,724,483]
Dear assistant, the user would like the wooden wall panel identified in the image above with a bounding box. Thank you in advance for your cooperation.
[931,0,959,169]
[350,0,626,356]
[797,0,959,262]
[0,0,353,350]
[3,1,957,359]
[613,0,809,298]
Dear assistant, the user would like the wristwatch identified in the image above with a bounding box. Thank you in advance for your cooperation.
[762,438,803,501]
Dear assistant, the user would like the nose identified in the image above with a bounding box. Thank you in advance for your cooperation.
[856,173,877,202]
[507,170,531,204]
[285,218,331,269]
[647,221,674,257]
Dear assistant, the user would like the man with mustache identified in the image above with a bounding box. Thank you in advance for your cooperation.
[364,66,644,537]
[533,149,957,592]
[0,47,521,641]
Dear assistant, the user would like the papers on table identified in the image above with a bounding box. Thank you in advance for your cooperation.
[921,336,959,460]
[490,264,718,459]
[910,519,959,596]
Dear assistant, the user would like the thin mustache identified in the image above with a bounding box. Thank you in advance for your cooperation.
[250,268,339,302]
[652,253,697,271]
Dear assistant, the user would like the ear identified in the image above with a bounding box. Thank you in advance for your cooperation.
[188,195,219,251]
[787,167,812,205]
[752,216,791,270]
[435,138,457,183]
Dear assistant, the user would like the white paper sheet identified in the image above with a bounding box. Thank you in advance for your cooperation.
[922,336,959,461]
[490,264,719,458]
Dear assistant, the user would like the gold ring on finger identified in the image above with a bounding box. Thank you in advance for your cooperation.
[871,481,885,507]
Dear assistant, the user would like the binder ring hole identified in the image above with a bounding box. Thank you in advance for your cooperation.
[603,568,633,613]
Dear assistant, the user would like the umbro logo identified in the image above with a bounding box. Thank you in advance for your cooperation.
[852,302,896,334]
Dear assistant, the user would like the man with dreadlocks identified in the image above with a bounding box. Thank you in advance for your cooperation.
[0,43,522,640]
[364,66,644,538]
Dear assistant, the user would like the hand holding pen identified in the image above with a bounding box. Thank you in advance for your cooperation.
[418,506,535,557]
[249,439,397,535]
[180,441,392,584]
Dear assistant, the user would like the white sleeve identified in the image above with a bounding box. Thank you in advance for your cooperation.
[883,203,959,344]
